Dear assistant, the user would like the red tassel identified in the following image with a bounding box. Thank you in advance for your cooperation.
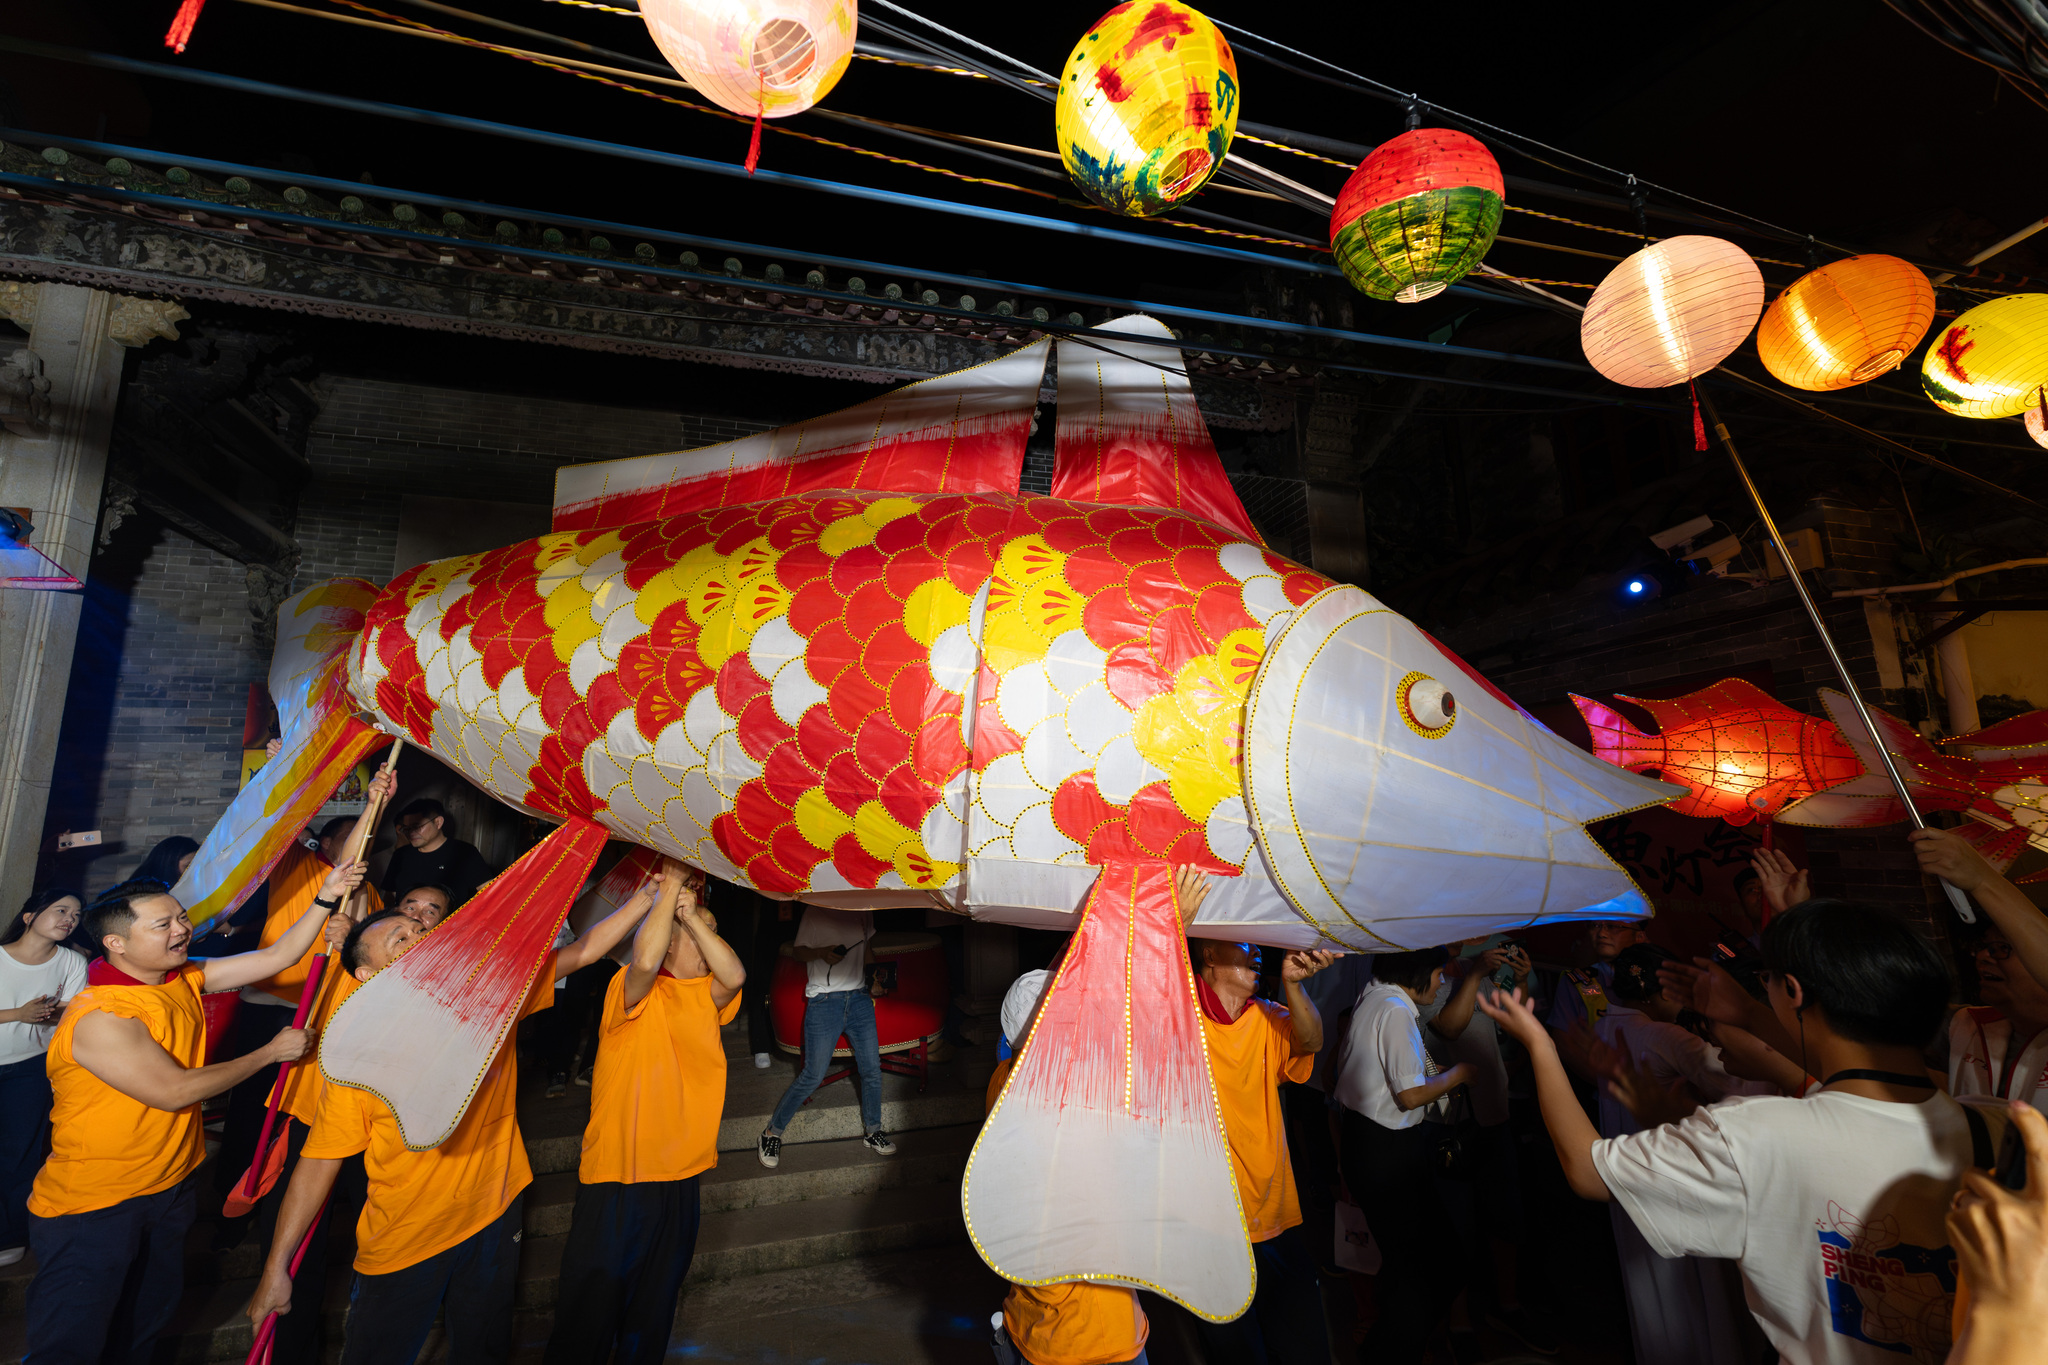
[164,0,207,52]
[1690,381,1708,451]
[744,108,763,175]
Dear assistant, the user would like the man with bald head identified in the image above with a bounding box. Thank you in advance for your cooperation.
[25,855,365,1364]
[249,873,667,1364]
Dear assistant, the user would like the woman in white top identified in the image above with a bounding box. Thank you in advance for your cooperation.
[1595,944,1777,1365]
[1332,947,1474,1361]
[0,888,88,1266]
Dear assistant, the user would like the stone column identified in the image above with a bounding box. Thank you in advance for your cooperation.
[0,282,185,912]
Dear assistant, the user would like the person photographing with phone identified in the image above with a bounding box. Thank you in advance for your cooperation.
[758,904,894,1168]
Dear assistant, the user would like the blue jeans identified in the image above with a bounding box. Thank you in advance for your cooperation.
[768,989,882,1133]
[1,1053,51,1252]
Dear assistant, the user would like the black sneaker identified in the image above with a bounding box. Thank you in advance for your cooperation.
[544,1071,568,1099]
[1487,1307,1560,1356]
[863,1130,898,1156]
[757,1132,782,1168]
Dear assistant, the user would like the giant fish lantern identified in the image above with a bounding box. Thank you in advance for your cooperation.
[172,316,1679,1319]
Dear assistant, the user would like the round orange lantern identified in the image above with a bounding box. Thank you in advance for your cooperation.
[1756,255,1935,391]
[641,0,856,123]
[1581,236,1764,388]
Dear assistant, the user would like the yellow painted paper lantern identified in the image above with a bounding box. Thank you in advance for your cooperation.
[1922,293,2048,419]
[641,0,856,121]
[1055,1,1239,219]
[1581,236,1764,388]
[1756,255,1935,391]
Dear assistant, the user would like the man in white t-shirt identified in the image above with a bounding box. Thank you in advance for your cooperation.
[1484,897,1982,1365]
[758,905,892,1168]
[1947,922,2048,1113]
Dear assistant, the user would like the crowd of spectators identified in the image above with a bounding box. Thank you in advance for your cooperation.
[4,776,2048,1365]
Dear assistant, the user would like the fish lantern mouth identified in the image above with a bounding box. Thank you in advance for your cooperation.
[751,17,817,89]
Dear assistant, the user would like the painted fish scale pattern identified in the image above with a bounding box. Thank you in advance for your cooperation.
[350,490,1333,897]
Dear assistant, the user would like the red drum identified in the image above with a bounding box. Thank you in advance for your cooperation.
[769,930,948,1058]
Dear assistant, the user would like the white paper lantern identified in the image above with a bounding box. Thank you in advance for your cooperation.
[641,0,856,121]
[1581,236,1764,388]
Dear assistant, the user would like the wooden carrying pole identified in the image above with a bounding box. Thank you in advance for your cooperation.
[235,735,407,1203]
[1696,390,1975,923]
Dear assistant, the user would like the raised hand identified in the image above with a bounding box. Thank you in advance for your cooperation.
[1172,866,1213,928]
[317,859,369,904]
[1657,957,1757,1028]
[1949,1104,2048,1344]
[1281,949,1338,983]
[1909,827,1996,893]
[1476,985,1549,1051]
[266,1027,311,1066]
[1751,847,1810,915]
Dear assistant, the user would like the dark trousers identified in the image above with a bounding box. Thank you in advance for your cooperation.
[1279,1082,1339,1274]
[1339,1110,1458,1358]
[1189,1225,1330,1365]
[543,1177,702,1365]
[339,1195,523,1365]
[250,1120,352,1365]
[218,999,295,1197]
[26,1171,200,1365]
[1,1053,52,1252]
[530,960,618,1076]
[739,897,782,1057]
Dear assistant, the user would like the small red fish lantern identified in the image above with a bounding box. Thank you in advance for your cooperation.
[1572,678,1861,824]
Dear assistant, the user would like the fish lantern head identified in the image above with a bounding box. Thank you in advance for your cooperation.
[1055,1,1239,218]
[1243,586,1682,950]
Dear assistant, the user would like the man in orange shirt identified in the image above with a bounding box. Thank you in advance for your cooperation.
[25,857,364,1364]
[986,962,1151,1365]
[543,860,743,1365]
[1181,876,1336,1365]
[245,873,663,1364]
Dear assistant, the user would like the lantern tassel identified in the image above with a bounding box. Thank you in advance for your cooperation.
[1690,382,1708,452]
[164,0,207,52]
[744,110,763,175]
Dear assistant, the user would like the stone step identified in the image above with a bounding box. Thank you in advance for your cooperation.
[515,1177,968,1309]
[516,1060,985,1177]
[519,1124,977,1239]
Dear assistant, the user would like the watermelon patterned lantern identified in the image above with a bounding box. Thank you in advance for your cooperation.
[1055,1,1239,219]
[1922,293,2048,419]
[641,0,856,122]
[1329,128,1505,303]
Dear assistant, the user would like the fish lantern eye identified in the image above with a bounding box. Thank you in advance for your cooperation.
[1397,671,1457,739]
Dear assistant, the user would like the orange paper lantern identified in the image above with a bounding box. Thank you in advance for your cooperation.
[1581,236,1764,388]
[2026,389,2048,449]
[641,0,856,121]
[1756,255,1935,391]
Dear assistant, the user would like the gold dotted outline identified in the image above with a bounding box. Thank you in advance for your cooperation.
[960,869,1258,1323]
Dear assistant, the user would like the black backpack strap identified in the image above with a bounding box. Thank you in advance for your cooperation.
[1962,1101,1995,1170]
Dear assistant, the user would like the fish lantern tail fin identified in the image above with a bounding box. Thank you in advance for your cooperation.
[1570,693,1662,773]
[171,578,389,931]
[963,862,1254,1322]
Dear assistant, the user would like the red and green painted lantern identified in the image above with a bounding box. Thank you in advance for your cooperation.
[1329,128,1505,303]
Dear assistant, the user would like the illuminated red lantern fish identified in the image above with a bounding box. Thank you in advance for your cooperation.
[1571,678,1862,824]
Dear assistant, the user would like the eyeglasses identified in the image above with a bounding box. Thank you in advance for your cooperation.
[1974,941,2016,963]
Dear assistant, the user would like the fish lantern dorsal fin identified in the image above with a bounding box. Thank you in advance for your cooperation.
[1053,316,1265,545]
[550,336,1052,532]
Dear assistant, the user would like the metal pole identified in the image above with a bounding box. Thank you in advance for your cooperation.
[1697,390,1975,923]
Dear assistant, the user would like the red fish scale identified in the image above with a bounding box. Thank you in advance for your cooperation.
[361,490,1329,891]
